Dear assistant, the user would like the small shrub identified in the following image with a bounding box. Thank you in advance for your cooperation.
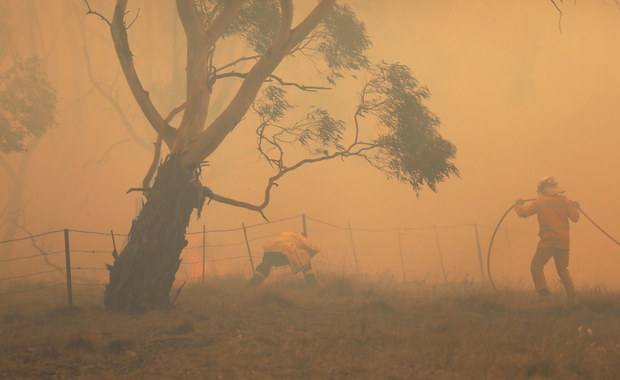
[66,333,96,353]
[173,320,195,335]
[526,357,556,378]
[318,276,359,297]
[2,312,25,323]
[106,339,136,355]
[359,299,395,314]
[252,287,297,309]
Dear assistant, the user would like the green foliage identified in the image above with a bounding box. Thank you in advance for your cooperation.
[361,63,458,192]
[319,4,371,84]
[200,2,456,193]
[228,0,280,54]
[196,0,280,54]
[255,84,345,157]
[294,108,345,154]
[197,1,370,84]
[253,85,291,124]
[0,57,57,153]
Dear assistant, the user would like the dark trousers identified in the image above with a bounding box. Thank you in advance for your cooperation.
[249,251,316,286]
[531,242,575,296]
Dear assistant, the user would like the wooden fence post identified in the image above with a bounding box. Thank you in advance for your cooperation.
[110,230,118,258]
[473,224,485,282]
[347,220,360,273]
[433,225,448,284]
[63,229,73,307]
[202,224,206,286]
[396,227,406,282]
[242,223,255,275]
[301,214,308,237]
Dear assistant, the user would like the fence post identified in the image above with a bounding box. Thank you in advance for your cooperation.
[473,224,485,281]
[301,214,308,237]
[433,225,448,284]
[396,227,406,282]
[63,229,73,307]
[347,220,360,273]
[242,223,256,275]
[110,230,118,259]
[202,224,206,286]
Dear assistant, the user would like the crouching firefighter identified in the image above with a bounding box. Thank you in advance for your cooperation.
[515,176,580,297]
[248,231,320,287]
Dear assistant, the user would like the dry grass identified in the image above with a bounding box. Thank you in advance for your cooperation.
[2,275,620,379]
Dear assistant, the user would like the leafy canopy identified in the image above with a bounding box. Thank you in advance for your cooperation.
[0,57,57,153]
[366,63,459,192]
[254,62,458,193]
[197,1,457,195]
[197,0,371,84]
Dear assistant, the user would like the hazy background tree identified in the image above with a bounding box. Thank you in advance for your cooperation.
[0,58,56,154]
[0,0,57,267]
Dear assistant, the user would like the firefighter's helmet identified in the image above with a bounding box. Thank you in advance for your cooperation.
[537,176,564,195]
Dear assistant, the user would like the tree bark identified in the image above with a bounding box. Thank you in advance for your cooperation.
[104,155,204,313]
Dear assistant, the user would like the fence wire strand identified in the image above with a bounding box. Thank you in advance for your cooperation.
[72,249,112,254]
[69,229,128,237]
[0,213,516,310]
[0,268,64,282]
[0,229,64,245]
[306,216,347,230]
[0,250,64,263]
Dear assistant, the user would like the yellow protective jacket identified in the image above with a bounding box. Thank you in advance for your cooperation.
[263,232,320,274]
[515,194,579,248]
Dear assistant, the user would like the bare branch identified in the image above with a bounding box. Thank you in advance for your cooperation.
[142,135,163,193]
[83,0,112,26]
[111,0,177,147]
[204,144,376,214]
[173,0,245,153]
[550,0,564,33]
[79,20,151,152]
[165,102,187,123]
[211,71,330,92]
[268,73,330,91]
[12,220,63,272]
[126,8,141,30]
[215,55,263,73]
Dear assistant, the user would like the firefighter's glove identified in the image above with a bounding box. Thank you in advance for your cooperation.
[571,201,580,208]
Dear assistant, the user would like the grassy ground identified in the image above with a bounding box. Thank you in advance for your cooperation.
[2,275,620,379]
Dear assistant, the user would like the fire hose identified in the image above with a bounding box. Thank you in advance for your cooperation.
[487,200,620,290]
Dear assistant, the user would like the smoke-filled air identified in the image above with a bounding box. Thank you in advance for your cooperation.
[1,1,619,378]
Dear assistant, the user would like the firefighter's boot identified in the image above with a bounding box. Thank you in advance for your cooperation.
[248,272,266,287]
[304,270,318,288]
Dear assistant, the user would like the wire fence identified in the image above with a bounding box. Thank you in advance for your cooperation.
[0,214,528,311]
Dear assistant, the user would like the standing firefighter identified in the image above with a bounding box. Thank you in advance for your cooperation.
[248,232,320,287]
[515,176,580,296]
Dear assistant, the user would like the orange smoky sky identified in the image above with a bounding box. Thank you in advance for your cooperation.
[0,1,619,288]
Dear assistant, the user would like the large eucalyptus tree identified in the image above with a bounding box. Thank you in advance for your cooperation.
[85,0,458,313]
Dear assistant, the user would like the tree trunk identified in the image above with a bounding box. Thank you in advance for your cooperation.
[104,154,203,313]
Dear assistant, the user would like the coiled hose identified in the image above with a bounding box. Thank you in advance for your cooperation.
[486,200,619,290]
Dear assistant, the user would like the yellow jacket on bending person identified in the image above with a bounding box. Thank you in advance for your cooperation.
[262,232,320,274]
